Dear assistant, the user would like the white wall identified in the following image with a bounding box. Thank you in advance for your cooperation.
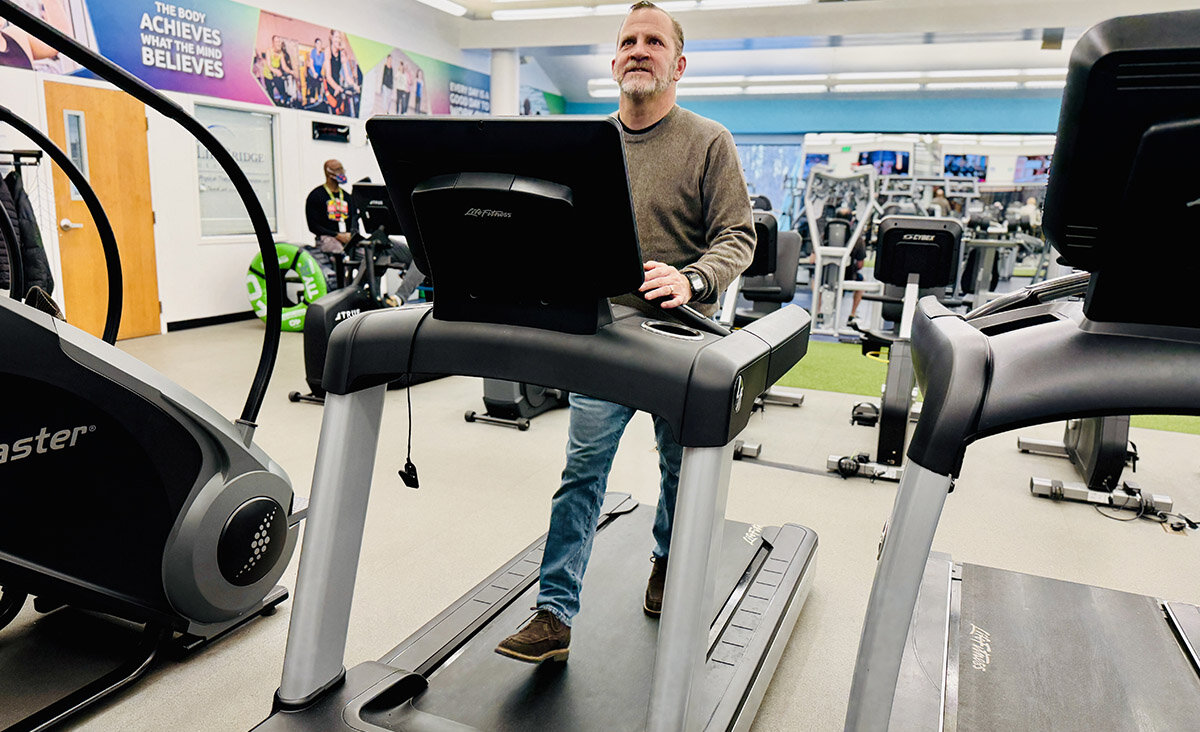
[0,0,478,328]
[519,57,561,95]
[0,65,64,297]
[146,92,385,325]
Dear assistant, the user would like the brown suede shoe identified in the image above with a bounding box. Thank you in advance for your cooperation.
[495,609,570,663]
[644,556,667,617]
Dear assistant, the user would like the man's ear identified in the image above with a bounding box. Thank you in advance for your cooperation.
[673,54,687,82]
[611,57,619,82]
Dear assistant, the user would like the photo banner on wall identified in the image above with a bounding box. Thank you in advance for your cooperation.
[2,0,491,119]
[520,85,566,116]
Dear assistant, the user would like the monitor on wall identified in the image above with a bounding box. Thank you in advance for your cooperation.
[857,150,910,176]
[944,153,988,182]
[1014,154,1052,184]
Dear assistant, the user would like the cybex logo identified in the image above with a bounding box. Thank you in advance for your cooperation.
[464,208,512,219]
[742,524,764,545]
[901,233,937,241]
[334,308,361,322]
[0,425,94,465]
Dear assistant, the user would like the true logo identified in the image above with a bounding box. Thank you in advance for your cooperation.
[0,425,94,465]
[334,308,361,322]
[464,208,512,219]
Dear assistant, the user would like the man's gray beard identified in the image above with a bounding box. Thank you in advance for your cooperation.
[619,73,669,99]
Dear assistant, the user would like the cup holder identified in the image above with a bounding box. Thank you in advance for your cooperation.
[641,320,704,341]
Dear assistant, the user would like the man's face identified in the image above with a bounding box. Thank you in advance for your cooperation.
[612,9,684,101]
[325,161,345,181]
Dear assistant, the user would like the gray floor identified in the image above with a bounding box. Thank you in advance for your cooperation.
[7,318,1199,731]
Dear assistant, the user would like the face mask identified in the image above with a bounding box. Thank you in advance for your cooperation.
[328,171,347,184]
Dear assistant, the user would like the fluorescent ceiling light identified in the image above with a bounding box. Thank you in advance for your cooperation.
[1023,67,1068,76]
[493,5,592,19]
[680,75,747,84]
[589,88,621,98]
[701,0,812,8]
[413,0,467,15]
[746,73,827,82]
[1025,79,1067,89]
[836,71,923,80]
[926,69,1021,78]
[675,86,745,96]
[925,81,1021,90]
[832,83,921,93]
[744,84,827,95]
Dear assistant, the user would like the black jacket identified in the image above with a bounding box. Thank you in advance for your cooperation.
[4,170,53,295]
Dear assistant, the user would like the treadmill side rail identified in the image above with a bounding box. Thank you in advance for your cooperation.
[845,461,953,732]
[278,386,388,705]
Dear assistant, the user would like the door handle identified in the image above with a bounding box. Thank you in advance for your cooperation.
[59,218,84,231]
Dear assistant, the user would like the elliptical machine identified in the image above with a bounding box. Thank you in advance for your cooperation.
[829,215,963,481]
[0,3,299,728]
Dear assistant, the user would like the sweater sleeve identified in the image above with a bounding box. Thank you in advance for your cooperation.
[683,128,754,303]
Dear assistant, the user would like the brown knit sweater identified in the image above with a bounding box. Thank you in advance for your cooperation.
[611,105,755,317]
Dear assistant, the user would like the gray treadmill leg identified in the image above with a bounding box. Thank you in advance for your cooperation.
[646,444,734,732]
[278,386,387,705]
[845,462,952,732]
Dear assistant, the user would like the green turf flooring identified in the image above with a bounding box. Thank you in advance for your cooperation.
[777,340,1200,435]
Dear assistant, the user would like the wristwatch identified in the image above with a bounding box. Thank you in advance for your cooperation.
[685,271,706,300]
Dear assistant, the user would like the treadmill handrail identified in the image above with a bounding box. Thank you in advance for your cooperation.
[322,303,809,448]
[906,296,1200,477]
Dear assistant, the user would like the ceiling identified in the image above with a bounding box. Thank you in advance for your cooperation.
[432,0,1200,102]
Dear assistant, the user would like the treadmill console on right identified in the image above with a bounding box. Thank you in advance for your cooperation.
[1042,9,1200,330]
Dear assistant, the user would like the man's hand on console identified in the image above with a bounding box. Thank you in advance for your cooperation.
[639,260,692,309]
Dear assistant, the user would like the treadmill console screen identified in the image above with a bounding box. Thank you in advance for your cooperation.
[1044,10,1200,274]
[365,116,646,334]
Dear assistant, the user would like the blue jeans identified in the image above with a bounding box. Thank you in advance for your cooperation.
[536,393,683,626]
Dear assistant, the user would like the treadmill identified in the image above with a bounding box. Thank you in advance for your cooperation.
[256,117,818,732]
[845,10,1200,731]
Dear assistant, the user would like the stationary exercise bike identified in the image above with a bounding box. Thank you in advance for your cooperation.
[290,183,438,405]
[0,3,299,728]
[830,215,963,481]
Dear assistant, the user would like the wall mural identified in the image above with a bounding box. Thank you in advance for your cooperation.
[0,0,565,118]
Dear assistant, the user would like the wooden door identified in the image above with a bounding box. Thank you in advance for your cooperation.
[43,81,160,340]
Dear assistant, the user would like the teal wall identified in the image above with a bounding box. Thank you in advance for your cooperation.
[565,93,1064,134]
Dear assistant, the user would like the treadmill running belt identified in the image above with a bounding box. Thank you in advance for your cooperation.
[956,564,1200,731]
[367,504,761,731]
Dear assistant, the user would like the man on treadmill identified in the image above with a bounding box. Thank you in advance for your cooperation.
[496,0,755,663]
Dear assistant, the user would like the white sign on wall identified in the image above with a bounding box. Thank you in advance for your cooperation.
[195,104,277,237]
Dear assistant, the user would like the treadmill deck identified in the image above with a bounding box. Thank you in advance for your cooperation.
[895,556,1200,731]
[257,493,816,731]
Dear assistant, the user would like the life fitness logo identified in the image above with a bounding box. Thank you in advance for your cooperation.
[0,425,95,465]
[733,375,744,413]
[464,208,512,219]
